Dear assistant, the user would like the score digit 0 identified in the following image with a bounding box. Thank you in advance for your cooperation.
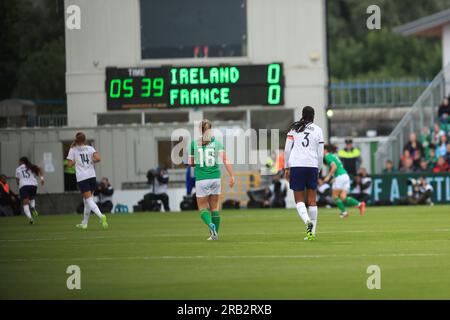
[267,64,281,105]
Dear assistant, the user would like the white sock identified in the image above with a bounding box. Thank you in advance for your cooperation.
[86,196,103,219]
[296,202,311,225]
[308,206,318,234]
[82,198,91,225]
[30,199,35,208]
[23,204,32,220]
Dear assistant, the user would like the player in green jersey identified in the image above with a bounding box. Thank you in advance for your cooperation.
[188,119,235,240]
[323,144,366,218]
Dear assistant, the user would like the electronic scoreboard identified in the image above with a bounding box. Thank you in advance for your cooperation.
[105,63,284,110]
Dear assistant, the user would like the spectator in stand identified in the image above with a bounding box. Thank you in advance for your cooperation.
[436,134,448,158]
[399,149,412,170]
[433,156,449,173]
[438,96,450,126]
[412,149,423,170]
[417,159,430,172]
[419,126,432,158]
[338,139,361,177]
[426,147,438,169]
[431,123,445,145]
[444,143,450,165]
[383,160,396,173]
[399,157,415,173]
[404,132,423,158]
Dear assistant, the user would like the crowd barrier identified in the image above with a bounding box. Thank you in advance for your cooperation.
[371,173,450,204]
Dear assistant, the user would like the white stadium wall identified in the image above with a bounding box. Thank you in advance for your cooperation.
[0,0,328,211]
[64,0,328,134]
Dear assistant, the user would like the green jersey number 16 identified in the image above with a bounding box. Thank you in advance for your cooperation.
[198,148,216,167]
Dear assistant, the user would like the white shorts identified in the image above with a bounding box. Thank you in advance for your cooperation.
[332,174,351,192]
[195,178,221,197]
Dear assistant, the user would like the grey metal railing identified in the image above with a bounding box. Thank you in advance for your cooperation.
[28,114,67,127]
[374,66,450,173]
[329,79,431,107]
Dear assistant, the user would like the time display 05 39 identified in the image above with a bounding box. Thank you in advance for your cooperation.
[105,63,284,110]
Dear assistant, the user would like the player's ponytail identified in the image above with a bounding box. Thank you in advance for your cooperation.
[71,132,86,148]
[289,106,315,133]
[19,156,41,176]
[200,119,212,142]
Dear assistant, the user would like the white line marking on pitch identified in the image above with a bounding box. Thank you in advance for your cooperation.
[0,252,446,263]
[1,227,449,243]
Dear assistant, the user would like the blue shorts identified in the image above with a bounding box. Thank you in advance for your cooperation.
[19,186,37,200]
[289,167,318,191]
[78,177,97,193]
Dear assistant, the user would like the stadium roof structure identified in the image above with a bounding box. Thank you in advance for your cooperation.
[393,8,450,37]
[394,8,450,67]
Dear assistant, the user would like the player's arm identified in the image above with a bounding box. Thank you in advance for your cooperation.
[37,166,45,185]
[188,141,195,166]
[283,134,294,180]
[93,152,101,163]
[317,131,324,171]
[324,162,337,183]
[220,151,235,188]
[317,143,324,173]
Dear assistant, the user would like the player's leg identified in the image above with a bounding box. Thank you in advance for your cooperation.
[77,198,91,229]
[197,195,217,240]
[333,189,347,217]
[291,168,314,239]
[29,187,38,217]
[291,168,312,226]
[208,194,220,240]
[19,187,33,224]
[306,189,318,237]
[21,196,33,224]
[80,178,108,229]
[343,194,361,207]
[343,195,365,215]
[196,179,217,239]
[341,174,365,215]
[305,168,319,239]
[294,190,314,240]
[294,191,311,225]
[332,175,348,217]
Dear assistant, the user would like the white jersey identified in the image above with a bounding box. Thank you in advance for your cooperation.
[15,164,38,188]
[352,176,372,194]
[67,145,97,182]
[286,123,324,168]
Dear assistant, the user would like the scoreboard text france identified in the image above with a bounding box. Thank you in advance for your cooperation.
[105,63,284,110]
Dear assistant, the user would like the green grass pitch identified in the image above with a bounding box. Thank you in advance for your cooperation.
[1,205,450,299]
